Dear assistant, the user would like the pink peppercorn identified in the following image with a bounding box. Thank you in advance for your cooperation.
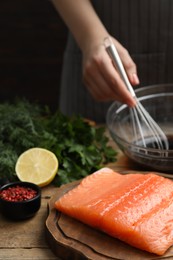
[0,185,37,202]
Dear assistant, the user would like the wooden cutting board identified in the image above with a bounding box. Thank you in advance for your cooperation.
[45,173,173,260]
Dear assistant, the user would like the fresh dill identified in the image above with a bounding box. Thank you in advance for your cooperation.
[0,99,117,186]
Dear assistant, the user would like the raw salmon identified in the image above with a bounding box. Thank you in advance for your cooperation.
[55,167,173,255]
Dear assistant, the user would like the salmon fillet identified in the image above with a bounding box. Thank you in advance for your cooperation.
[55,167,173,255]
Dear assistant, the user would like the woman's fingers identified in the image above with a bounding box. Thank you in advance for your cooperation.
[84,53,133,104]
[83,38,139,106]
[114,39,140,86]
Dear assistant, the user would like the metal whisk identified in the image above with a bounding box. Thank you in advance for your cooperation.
[104,37,169,150]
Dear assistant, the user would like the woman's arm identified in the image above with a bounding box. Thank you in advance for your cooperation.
[51,0,139,106]
[51,0,108,51]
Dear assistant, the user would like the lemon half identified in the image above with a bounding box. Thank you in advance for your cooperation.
[15,148,59,187]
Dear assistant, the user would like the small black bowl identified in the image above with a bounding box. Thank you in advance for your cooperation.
[0,181,41,220]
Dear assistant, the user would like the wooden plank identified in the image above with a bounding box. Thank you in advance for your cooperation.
[0,186,57,248]
[0,249,59,260]
[0,185,59,259]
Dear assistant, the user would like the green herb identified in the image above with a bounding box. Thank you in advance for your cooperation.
[0,99,117,186]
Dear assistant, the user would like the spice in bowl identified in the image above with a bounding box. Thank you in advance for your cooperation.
[0,181,41,220]
[0,185,37,202]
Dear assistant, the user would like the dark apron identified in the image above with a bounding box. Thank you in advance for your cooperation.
[59,0,173,123]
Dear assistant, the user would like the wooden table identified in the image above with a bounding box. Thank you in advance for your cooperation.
[0,139,151,260]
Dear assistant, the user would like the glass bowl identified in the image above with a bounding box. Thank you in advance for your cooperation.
[106,84,173,173]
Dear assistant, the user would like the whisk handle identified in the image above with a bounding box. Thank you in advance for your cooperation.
[105,41,136,98]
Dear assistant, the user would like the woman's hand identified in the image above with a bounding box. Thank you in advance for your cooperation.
[82,37,139,107]
[50,0,139,106]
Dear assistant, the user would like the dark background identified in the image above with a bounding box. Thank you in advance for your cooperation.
[0,0,67,111]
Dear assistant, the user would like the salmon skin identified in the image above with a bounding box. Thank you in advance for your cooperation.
[55,167,173,255]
